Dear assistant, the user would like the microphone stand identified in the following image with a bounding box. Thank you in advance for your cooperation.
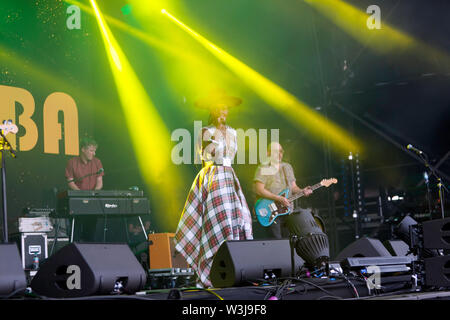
[289,234,298,278]
[0,131,17,243]
[412,149,448,219]
[424,172,433,220]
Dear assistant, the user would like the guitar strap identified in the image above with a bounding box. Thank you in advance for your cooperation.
[282,164,297,207]
[281,164,289,189]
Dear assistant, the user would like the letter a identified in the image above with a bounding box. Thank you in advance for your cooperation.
[367,5,381,30]
[66,265,81,290]
[43,92,79,155]
[66,5,81,30]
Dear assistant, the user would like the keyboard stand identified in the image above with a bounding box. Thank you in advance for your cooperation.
[51,215,147,250]
[138,216,148,240]
[50,218,61,255]
[49,217,71,255]
[70,217,76,243]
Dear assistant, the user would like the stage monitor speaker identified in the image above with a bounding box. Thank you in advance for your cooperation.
[210,239,304,288]
[424,255,450,287]
[422,218,450,249]
[335,238,392,261]
[30,242,147,298]
[383,240,413,257]
[0,243,27,297]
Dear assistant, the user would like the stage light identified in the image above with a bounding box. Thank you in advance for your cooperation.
[90,0,184,230]
[287,210,330,269]
[161,9,360,154]
[121,4,132,15]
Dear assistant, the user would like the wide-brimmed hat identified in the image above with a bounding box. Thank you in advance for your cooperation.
[194,88,242,111]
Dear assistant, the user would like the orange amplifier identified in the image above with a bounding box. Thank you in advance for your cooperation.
[148,233,188,269]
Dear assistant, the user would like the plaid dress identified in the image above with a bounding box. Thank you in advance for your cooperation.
[175,126,253,287]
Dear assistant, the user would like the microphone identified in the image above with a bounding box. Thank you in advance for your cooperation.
[407,144,423,155]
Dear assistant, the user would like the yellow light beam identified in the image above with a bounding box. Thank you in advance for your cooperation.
[128,0,241,114]
[0,44,123,127]
[66,0,230,78]
[304,0,450,69]
[161,9,360,153]
[66,0,168,51]
[90,0,184,231]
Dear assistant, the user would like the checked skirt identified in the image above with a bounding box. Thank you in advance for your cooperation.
[175,165,253,287]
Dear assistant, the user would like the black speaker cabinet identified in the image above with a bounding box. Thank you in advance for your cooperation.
[335,238,392,261]
[30,242,147,298]
[422,218,450,249]
[0,243,27,296]
[383,240,413,257]
[210,239,304,288]
[424,255,450,287]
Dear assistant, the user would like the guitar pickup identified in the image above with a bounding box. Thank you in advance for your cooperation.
[269,203,277,211]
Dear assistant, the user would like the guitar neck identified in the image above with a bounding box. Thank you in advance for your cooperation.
[287,182,324,202]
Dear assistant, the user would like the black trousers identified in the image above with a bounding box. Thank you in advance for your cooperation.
[268,215,291,239]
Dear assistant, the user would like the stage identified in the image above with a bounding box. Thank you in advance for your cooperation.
[1,1,449,314]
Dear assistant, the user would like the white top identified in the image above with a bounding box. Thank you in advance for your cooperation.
[197,125,237,167]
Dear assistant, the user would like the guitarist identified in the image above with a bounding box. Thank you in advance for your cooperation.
[253,142,313,239]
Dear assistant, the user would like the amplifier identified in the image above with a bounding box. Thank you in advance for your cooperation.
[341,256,414,269]
[341,256,413,276]
[58,197,150,216]
[148,268,196,289]
[148,233,189,269]
[23,207,56,217]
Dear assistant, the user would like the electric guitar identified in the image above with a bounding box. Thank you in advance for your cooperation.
[254,178,337,227]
